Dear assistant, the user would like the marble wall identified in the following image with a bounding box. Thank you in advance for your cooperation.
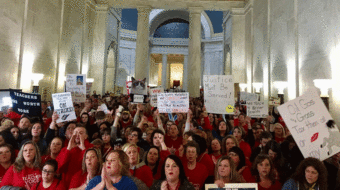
[249,0,340,124]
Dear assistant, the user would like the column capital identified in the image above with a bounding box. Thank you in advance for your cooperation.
[137,6,152,14]
[188,7,203,15]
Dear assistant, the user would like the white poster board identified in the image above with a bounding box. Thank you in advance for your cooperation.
[203,75,234,114]
[278,88,340,160]
[149,87,164,107]
[247,101,268,118]
[240,92,259,103]
[157,93,189,113]
[66,74,86,103]
[52,92,77,123]
[205,183,258,190]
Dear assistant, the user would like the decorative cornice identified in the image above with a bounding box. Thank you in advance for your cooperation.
[109,8,122,21]
[188,7,203,14]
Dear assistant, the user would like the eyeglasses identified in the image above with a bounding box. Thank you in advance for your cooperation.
[42,170,54,175]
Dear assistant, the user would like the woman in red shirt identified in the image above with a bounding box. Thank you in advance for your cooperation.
[272,123,286,144]
[31,159,66,190]
[232,126,252,159]
[123,143,154,187]
[0,141,42,189]
[0,144,15,183]
[214,155,245,188]
[228,146,254,182]
[251,154,281,190]
[209,138,223,164]
[69,148,102,189]
[41,137,63,165]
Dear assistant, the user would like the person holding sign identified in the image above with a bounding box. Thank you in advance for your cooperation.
[214,155,245,188]
[282,157,327,190]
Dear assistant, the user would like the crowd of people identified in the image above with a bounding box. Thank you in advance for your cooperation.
[0,91,338,190]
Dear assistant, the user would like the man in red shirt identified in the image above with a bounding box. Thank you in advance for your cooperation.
[164,124,183,154]
[119,108,132,129]
[56,124,93,188]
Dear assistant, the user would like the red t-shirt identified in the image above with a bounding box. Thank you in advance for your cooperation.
[240,166,255,182]
[184,162,209,190]
[0,164,9,184]
[164,136,183,151]
[41,155,53,165]
[275,136,285,144]
[130,165,154,187]
[239,141,252,159]
[119,119,133,129]
[69,170,88,189]
[0,165,41,189]
[198,153,215,176]
[258,180,281,190]
[31,178,66,190]
[56,140,93,188]
[209,154,222,165]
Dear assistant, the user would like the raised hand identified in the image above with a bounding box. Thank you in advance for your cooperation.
[161,180,168,190]
[67,133,77,150]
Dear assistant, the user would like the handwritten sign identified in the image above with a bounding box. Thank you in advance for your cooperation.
[247,101,268,118]
[157,93,189,113]
[278,88,340,161]
[203,75,234,114]
[66,74,86,103]
[240,92,259,103]
[52,92,77,123]
[150,87,164,107]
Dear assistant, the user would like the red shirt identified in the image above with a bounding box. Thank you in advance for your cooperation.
[258,180,281,190]
[0,165,9,183]
[69,170,88,189]
[31,178,66,190]
[56,140,93,188]
[119,119,133,129]
[240,166,255,182]
[0,165,41,189]
[209,154,222,165]
[239,141,252,159]
[198,153,215,176]
[164,136,183,151]
[184,162,209,190]
[153,150,171,180]
[130,165,154,187]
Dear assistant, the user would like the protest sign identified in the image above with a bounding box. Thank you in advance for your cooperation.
[240,92,259,104]
[52,92,77,123]
[100,104,109,114]
[66,74,86,103]
[10,91,41,117]
[129,77,148,103]
[203,75,234,114]
[149,87,164,107]
[205,183,258,190]
[278,88,340,160]
[247,101,268,118]
[157,93,189,113]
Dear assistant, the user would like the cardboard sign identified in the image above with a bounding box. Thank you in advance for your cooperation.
[278,88,340,160]
[203,75,234,114]
[52,92,77,123]
[149,87,164,107]
[66,74,86,103]
[206,183,258,190]
[157,93,189,113]
[10,91,41,117]
[247,101,268,118]
[240,92,259,104]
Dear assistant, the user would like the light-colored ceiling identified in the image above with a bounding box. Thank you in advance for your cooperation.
[95,0,246,11]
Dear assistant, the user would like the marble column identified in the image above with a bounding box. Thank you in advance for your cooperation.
[188,7,202,97]
[135,6,152,81]
[162,54,168,89]
[183,55,188,91]
[89,4,108,95]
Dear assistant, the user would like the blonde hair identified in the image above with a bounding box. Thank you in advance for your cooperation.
[215,156,245,183]
[122,143,140,164]
[273,123,286,137]
[14,141,41,172]
[82,148,103,174]
[222,135,239,154]
[106,150,131,176]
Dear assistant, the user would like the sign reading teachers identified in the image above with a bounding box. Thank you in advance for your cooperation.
[157,93,189,113]
[10,91,41,117]
[52,92,77,123]
[203,75,234,114]
[150,87,164,107]
[278,88,340,161]
[66,74,86,103]
[247,101,268,118]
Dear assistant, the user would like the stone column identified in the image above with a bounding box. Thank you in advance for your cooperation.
[188,7,202,97]
[135,6,151,80]
[183,55,188,91]
[89,4,108,95]
[162,54,168,89]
